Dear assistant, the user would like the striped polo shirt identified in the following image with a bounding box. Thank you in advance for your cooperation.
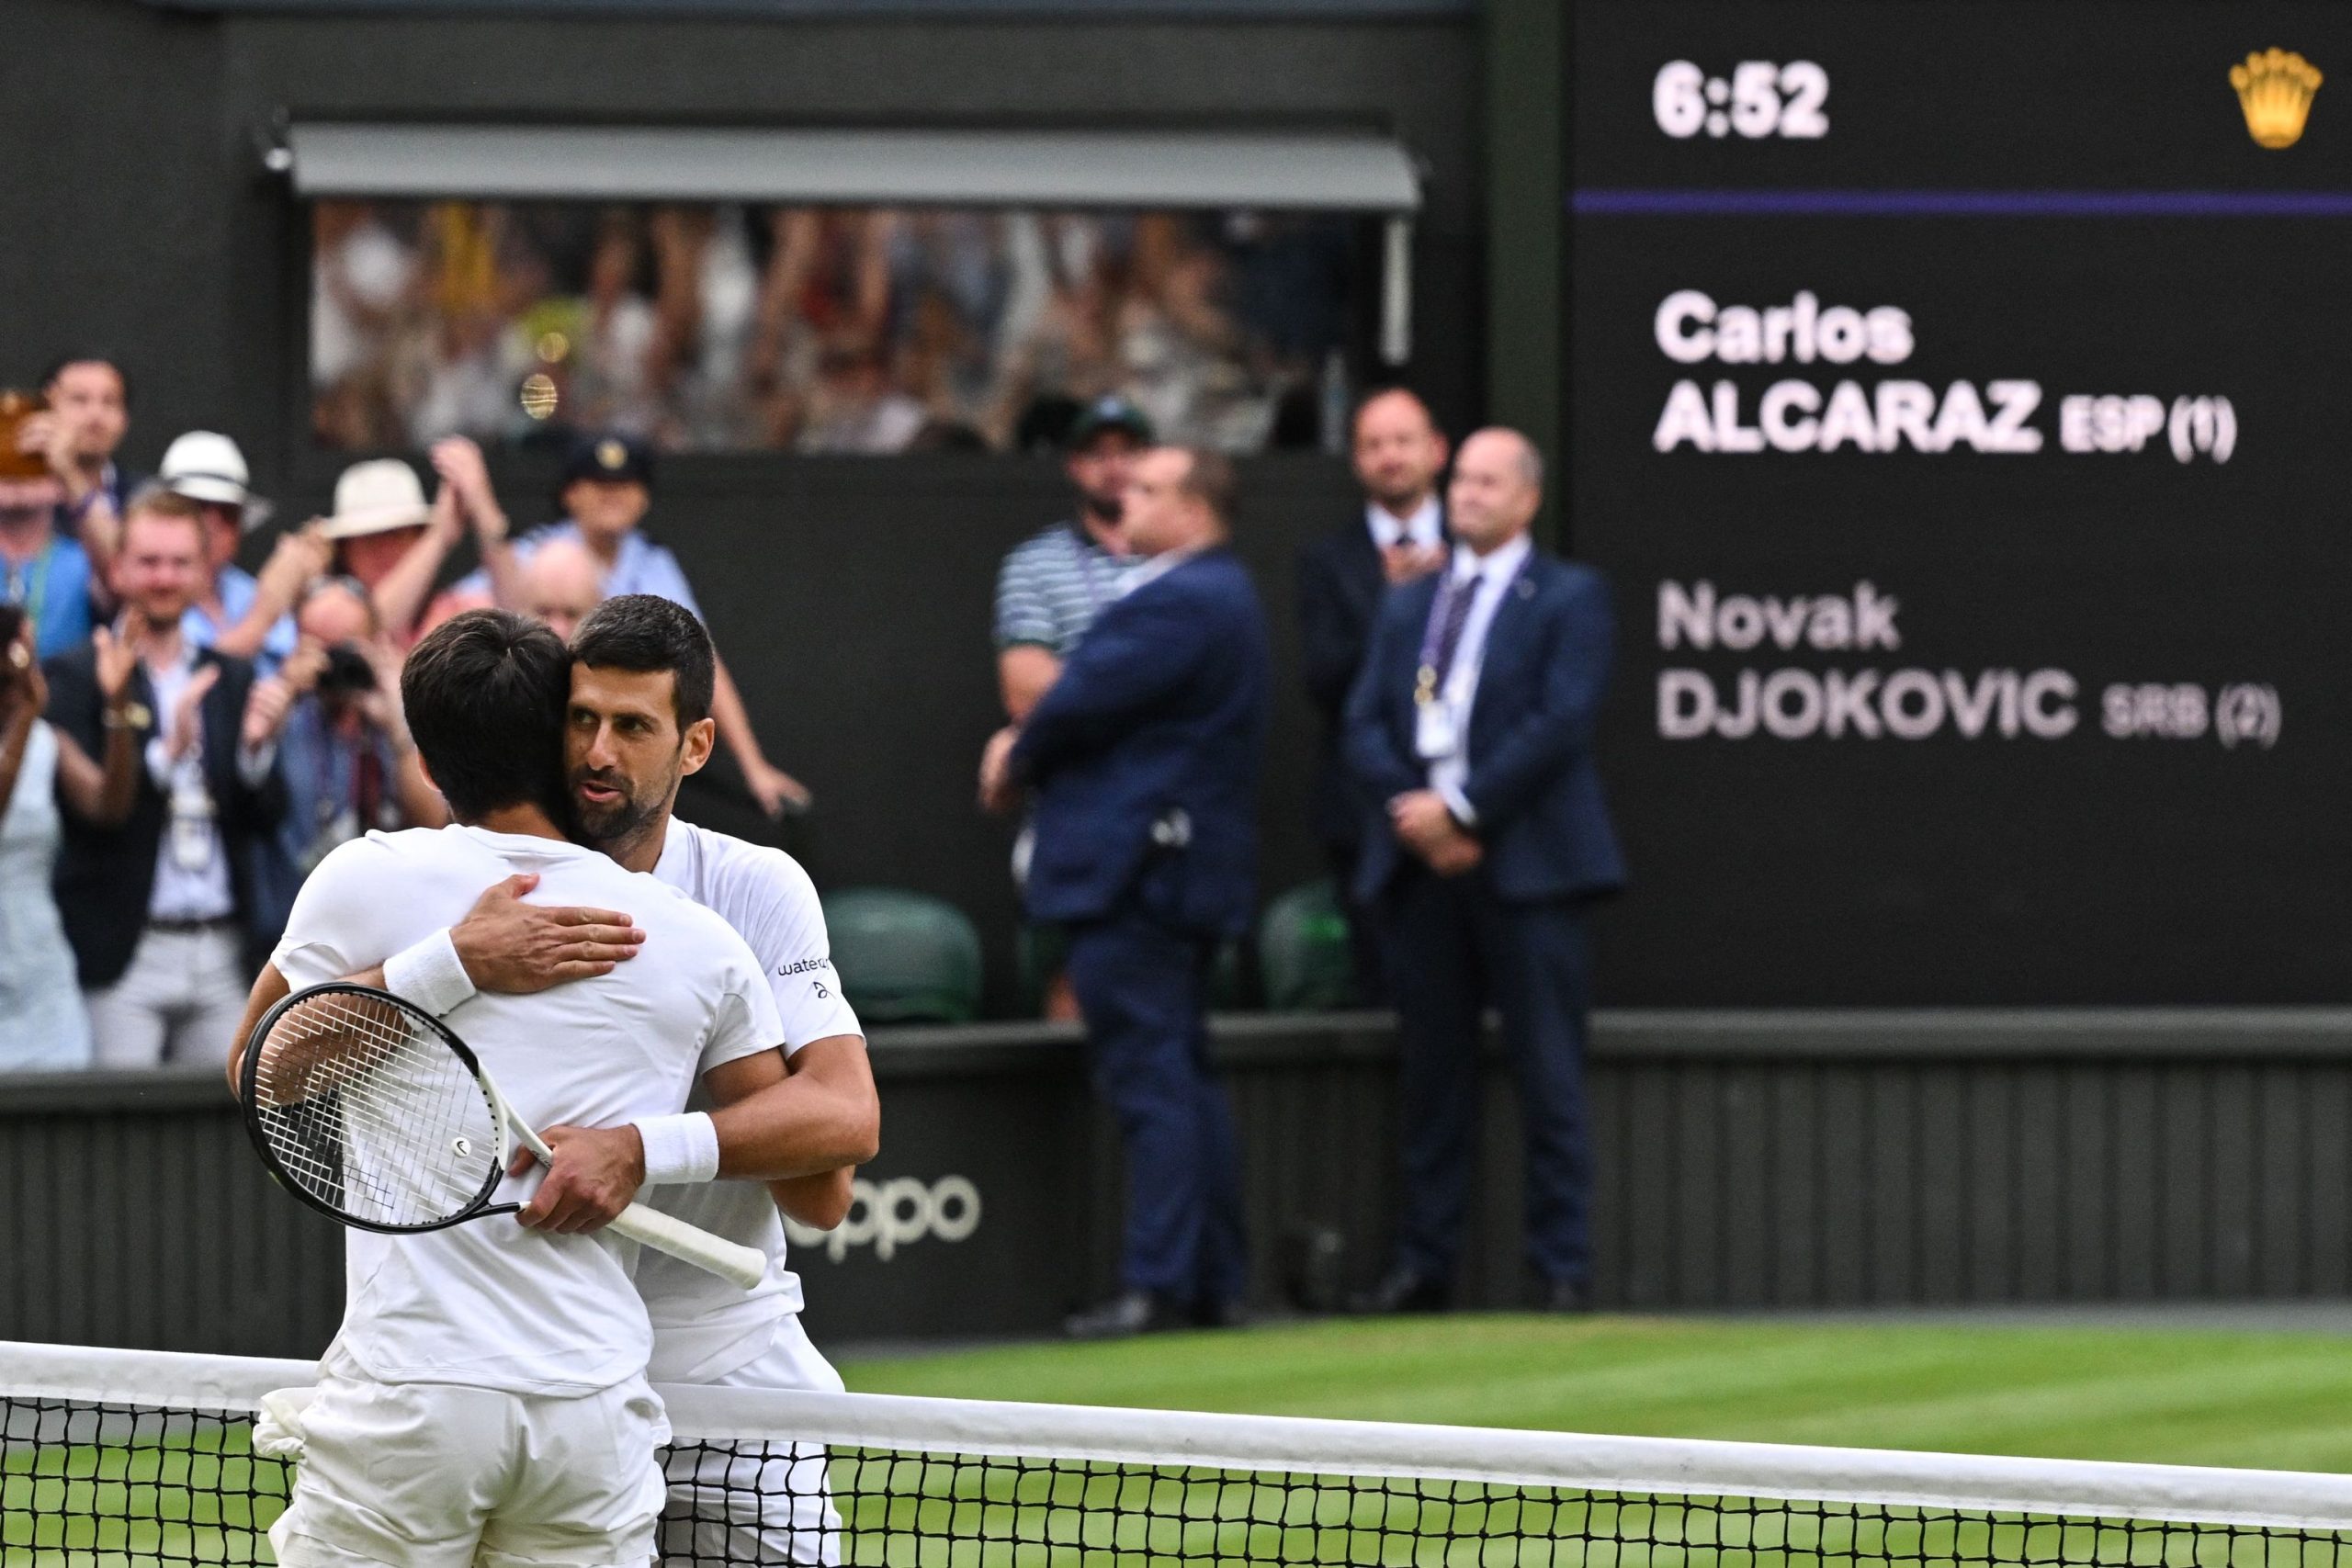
[991,520,1140,657]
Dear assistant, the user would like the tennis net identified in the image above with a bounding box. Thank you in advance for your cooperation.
[7,1337,2352,1566]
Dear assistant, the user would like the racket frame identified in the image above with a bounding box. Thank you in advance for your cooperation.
[238,980,509,1235]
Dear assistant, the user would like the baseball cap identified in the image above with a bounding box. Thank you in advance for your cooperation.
[560,432,654,491]
[1066,395,1154,451]
[158,431,273,532]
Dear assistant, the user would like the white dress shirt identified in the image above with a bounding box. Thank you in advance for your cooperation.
[1366,494,1443,551]
[1421,532,1534,827]
[141,646,277,922]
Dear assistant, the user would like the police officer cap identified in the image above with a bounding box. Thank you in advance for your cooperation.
[560,431,654,491]
[1066,395,1154,451]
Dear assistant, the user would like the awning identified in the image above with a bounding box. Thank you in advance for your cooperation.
[283,124,1422,214]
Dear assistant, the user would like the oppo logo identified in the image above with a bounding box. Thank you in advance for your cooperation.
[785,1175,981,1263]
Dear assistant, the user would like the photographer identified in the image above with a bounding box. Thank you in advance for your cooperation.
[249,576,447,942]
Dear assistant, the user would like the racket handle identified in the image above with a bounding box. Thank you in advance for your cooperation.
[606,1201,770,1292]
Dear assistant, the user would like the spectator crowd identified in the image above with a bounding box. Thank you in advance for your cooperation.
[0,352,807,1073]
[314,200,1356,458]
[3,353,1621,1332]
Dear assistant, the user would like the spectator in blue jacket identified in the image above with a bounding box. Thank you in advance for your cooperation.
[981,446,1269,1339]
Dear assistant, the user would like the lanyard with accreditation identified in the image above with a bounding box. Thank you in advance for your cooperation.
[1413,553,1531,761]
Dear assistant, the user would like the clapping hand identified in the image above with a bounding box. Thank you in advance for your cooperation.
[431,436,507,544]
[168,665,220,761]
[240,644,322,750]
[6,623,45,719]
[91,623,141,709]
[255,525,333,605]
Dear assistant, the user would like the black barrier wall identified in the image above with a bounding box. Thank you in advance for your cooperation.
[1568,2,2352,1004]
[10,1012,2352,1356]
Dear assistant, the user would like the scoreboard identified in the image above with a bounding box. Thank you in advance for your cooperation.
[1568,3,2352,1004]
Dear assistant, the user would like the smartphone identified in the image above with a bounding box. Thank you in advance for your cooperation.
[0,604,24,655]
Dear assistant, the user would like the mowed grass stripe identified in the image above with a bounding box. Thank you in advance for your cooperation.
[839,1316,2352,1472]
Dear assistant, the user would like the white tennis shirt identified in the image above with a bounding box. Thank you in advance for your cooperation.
[273,824,783,1398]
[637,818,865,1383]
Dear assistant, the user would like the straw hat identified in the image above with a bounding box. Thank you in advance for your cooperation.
[157,431,273,532]
[318,459,431,541]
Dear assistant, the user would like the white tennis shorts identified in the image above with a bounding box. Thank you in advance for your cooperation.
[659,1314,845,1567]
[267,1364,670,1568]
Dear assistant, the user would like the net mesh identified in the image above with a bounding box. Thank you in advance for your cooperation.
[246,987,502,1229]
[7,1347,2352,1567]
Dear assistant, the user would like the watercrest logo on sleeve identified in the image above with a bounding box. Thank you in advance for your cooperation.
[785,1174,982,1263]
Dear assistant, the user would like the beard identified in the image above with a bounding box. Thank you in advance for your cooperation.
[569,768,665,848]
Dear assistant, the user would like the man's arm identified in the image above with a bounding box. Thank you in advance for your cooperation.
[521,1035,878,1234]
[212,528,331,661]
[1009,588,1201,778]
[1342,600,1424,807]
[225,963,292,1092]
[997,644,1060,725]
[709,655,810,816]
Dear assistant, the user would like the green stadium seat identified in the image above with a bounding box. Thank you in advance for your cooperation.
[820,887,985,1024]
[1258,878,1354,1012]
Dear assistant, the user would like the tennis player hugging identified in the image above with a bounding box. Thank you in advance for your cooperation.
[224,599,879,1568]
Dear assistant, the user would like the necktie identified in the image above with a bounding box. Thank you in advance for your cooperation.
[1418,570,1481,703]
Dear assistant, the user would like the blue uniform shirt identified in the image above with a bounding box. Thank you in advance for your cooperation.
[184,564,299,675]
[3,535,96,661]
[456,522,704,621]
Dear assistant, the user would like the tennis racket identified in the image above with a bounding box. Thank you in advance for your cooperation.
[238,981,768,1291]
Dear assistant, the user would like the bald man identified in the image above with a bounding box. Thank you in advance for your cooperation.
[521,537,605,642]
[1341,426,1624,1316]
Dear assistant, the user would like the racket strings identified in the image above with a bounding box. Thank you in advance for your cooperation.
[250,992,502,1227]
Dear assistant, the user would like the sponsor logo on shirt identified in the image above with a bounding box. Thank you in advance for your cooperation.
[777,957,831,977]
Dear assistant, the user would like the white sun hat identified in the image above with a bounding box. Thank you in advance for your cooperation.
[318,458,432,540]
[157,431,274,532]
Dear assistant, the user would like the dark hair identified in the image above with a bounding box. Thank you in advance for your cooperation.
[1171,446,1238,529]
[401,610,571,821]
[570,594,715,728]
[1348,384,1436,442]
[40,355,130,406]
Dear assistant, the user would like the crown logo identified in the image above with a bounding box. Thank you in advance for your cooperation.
[2230,49,2322,148]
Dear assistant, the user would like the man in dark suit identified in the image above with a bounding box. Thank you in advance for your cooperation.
[1343,426,1624,1314]
[981,446,1270,1338]
[1295,389,1450,1000]
[48,490,289,1066]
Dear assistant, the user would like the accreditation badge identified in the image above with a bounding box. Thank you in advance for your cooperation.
[1415,695,1459,761]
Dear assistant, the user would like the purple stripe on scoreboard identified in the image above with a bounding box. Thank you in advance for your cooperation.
[1571,188,2352,218]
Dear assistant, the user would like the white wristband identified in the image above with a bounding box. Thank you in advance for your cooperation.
[632,1111,720,1186]
[382,929,477,1018]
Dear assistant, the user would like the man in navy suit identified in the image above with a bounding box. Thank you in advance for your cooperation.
[1295,388,1450,1001]
[1343,427,1624,1314]
[981,446,1270,1338]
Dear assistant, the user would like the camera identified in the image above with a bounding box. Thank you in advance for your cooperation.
[316,642,377,697]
